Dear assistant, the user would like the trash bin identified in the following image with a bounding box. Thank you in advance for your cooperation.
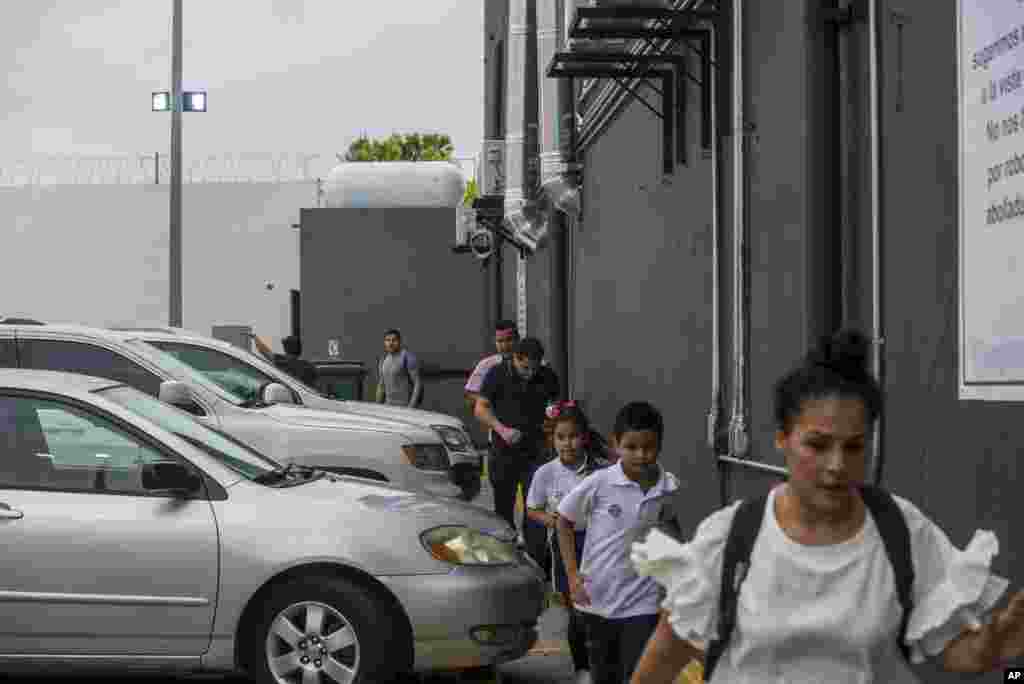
[311,360,367,401]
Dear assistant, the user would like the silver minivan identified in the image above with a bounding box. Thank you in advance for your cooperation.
[0,323,473,499]
[0,369,544,681]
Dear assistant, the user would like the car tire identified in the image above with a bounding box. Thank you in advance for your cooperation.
[245,574,403,684]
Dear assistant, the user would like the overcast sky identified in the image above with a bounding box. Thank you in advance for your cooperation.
[2,1,484,162]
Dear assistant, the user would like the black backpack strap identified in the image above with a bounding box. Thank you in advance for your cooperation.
[704,494,768,681]
[859,484,915,663]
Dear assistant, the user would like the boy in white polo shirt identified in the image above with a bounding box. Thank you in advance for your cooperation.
[556,401,682,684]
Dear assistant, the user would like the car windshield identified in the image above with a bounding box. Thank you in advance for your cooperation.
[97,384,281,480]
[145,340,307,404]
[147,339,328,401]
[120,338,245,405]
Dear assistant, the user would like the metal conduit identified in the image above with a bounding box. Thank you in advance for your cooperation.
[727,0,750,459]
[707,17,722,453]
[868,0,885,484]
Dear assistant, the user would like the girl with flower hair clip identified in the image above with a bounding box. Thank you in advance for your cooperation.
[526,400,612,684]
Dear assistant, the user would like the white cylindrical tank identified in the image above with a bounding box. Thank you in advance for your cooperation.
[323,161,466,209]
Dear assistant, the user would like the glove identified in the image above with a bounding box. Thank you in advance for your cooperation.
[495,423,523,446]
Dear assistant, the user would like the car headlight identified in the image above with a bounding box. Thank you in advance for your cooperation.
[432,425,471,450]
[421,525,518,565]
[402,444,449,471]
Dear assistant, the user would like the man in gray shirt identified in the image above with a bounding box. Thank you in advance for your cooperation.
[378,328,423,408]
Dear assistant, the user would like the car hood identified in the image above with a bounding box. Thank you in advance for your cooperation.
[259,404,438,441]
[276,475,514,539]
[325,399,463,429]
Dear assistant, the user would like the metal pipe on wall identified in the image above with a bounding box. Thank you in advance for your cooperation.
[868,0,885,484]
[537,0,570,397]
[505,0,534,336]
[483,0,508,346]
[727,0,750,459]
[707,24,722,452]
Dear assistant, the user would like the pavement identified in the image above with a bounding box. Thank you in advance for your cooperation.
[458,470,578,683]
[463,472,706,684]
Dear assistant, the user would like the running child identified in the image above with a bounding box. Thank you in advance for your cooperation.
[526,400,611,684]
[556,401,682,684]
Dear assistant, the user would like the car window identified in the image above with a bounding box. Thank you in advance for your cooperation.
[0,339,15,368]
[147,341,300,404]
[98,385,280,480]
[18,340,163,398]
[0,395,178,495]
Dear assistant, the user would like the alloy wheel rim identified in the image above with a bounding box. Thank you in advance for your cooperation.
[265,600,360,684]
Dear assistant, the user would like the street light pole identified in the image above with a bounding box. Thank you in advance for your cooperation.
[169,0,183,327]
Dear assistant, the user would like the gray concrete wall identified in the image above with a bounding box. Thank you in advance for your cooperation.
[558,2,1024,678]
[574,76,720,529]
[875,6,1024,675]
[0,182,307,342]
[299,207,489,438]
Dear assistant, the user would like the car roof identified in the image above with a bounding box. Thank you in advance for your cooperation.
[108,326,201,336]
[0,323,243,404]
[0,368,123,393]
[0,321,133,338]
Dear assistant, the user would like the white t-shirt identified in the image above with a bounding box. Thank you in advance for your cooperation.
[526,456,592,528]
[558,462,680,619]
[632,486,1009,684]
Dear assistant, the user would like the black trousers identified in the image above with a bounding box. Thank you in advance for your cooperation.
[488,441,549,572]
[488,440,543,530]
[583,613,659,684]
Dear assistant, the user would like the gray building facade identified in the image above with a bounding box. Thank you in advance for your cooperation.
[482,2,1023,680]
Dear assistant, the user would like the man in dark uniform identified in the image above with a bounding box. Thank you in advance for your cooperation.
[253,334,318,387]
[474,336,560,539]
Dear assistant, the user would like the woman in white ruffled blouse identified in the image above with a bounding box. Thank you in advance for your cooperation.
[629,329,1024,683]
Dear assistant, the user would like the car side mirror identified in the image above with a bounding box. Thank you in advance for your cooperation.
[261,382,295,405]
[159,380,194,408]
[141,461,202,496]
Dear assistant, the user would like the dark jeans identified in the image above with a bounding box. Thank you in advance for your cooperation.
[584,613,659,684]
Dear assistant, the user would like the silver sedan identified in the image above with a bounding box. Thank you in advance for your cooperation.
[0,369,545,683]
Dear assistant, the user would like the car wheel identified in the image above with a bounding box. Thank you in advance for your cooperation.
[247,575,399,684]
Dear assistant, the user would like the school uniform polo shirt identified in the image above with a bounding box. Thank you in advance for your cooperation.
[527,458,593,530]
[479,360,559,443]
[557,462,680,619]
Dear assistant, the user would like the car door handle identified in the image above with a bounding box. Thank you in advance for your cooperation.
[0,503,24,520]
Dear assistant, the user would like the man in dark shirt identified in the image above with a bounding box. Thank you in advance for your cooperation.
[253,334,318,387]
[475,336,560,534]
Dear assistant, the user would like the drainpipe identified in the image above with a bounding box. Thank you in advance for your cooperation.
[483,0,509,344]
[727,0,750,460]
[868,0,885,484]
[707,25,722,453]
[538,0,569,396]
[505,0,535,336]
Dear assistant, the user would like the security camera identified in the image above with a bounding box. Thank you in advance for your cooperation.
[469,228,494,260]
[265,282,275,291]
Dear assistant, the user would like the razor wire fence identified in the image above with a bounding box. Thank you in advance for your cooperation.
[0,152,342,187]
[0,153,478,188]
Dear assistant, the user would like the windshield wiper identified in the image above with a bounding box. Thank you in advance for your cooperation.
[252,462,323,486]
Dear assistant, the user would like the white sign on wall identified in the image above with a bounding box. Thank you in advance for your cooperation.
[959,0,1024,399]
[327,339,340,358]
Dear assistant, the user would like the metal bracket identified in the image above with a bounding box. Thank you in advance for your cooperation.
[548,37,716,174]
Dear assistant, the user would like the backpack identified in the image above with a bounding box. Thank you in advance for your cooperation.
[378,352,423,403]
[703,484,914,681]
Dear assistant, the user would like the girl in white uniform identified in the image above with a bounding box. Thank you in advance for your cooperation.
[527,400,611,684]
[628,329,1024,683]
